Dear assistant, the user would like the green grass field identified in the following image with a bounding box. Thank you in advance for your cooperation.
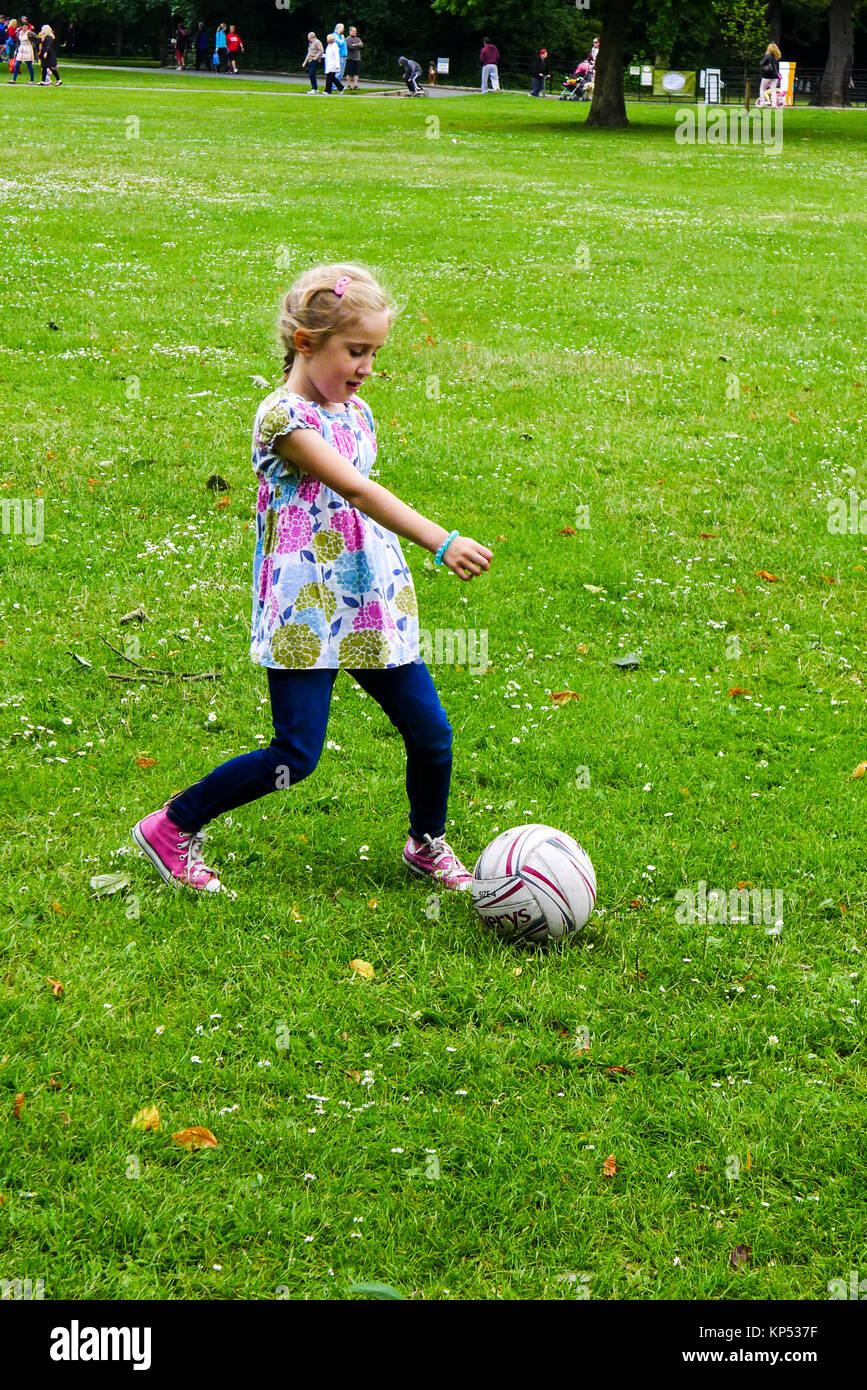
[1,72,866,1302]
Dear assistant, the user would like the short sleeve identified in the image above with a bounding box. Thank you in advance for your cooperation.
[255,394,322,452]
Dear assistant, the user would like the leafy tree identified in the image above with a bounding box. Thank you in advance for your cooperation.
[53,0,169,56]
[711,0,770,82]
[800,0,862,104]
[586,0,634,127]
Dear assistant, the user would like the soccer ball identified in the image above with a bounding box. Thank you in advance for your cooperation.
[471,824,597,945]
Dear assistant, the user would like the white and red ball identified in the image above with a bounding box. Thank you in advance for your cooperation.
[471,824,597,945]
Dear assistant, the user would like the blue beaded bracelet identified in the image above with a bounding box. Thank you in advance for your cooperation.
[435,530,460,567]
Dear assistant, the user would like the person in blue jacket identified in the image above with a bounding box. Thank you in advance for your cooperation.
[214,22,227,73]
[334,23,347,78]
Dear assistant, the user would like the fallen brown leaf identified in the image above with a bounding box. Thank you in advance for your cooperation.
[729,1244,752,1270]
[728,687,751,697]
[135,756,157,769]
[575,643,588,654]
[700,532,716,539]
[13,1093,24,1120]
[350,959,375,981]
[755,570,780,582]
[46,977,64,997]
[602,1154,617,1178]
[821,574,836,584]
[851,761,867,780]
[131,1106,161,1132]
[216,496,230,510]
[172,1126,218,1150]
[549,691,581,704]
[605,1065,634,1076]
[558,526,577,536]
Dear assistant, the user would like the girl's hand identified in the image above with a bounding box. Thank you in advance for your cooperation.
[442,535,493,581]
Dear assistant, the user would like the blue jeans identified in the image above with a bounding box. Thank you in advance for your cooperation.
[167,661,453,841]
[306,59,320,90]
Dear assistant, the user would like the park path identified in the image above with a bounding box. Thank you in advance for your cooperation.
[60,61,528,99]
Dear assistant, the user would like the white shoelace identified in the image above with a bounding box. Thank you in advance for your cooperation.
[423,833,449,859]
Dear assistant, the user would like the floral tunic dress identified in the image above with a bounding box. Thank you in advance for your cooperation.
[250,389,420,670]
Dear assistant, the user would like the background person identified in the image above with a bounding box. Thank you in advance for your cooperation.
[758,42,781,105]
[9,18,34,82]
[214,22,227,72]
[324,32,344,93]
[194,22,210,72]
[3,18,17,65]
[398,55,423,95]
[303,30,324,92]
[172,20,188,71]
[529,47,550,97]
[333,21,347,78]
[225,23,243,74]
[344,26,362,89]
[480,36,499,92]
[38,23,60,84]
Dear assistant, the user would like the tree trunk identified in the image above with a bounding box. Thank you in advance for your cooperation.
[816,0,854,107]
[766,0,782,48]
[114,20,123,59]
[586,0,634,128]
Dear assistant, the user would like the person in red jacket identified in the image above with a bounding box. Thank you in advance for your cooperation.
[225,24,243,75]
[480,37,499,92]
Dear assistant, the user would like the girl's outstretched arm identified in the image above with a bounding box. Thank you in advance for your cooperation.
[275,429,492,581]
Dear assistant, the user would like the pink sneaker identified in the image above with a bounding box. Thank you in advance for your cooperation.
[402,833,472,891]
[132,806,223,893]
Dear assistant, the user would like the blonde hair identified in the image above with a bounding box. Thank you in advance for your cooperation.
[766,43,781,59]
[278,262,392,377]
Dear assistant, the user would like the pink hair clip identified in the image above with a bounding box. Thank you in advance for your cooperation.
[334,276,352,297]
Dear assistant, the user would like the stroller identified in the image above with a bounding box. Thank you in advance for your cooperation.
[560,60,593,101]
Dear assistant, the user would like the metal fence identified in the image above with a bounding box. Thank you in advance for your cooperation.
[628,67,867,107]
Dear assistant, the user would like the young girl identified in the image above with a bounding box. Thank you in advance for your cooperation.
[133,263,492,895]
